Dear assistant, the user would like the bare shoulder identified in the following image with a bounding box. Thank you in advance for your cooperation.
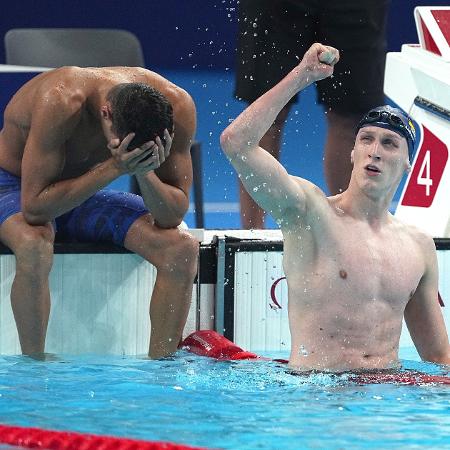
[161,83,196,124]
[139,68,195,113]
[31,67,87,117]
[6,67,86,117]
[286,176,331,218]
[25,67,89,142]
[392,216,436,258]
[296,179,340,216]
[291,176,328,201]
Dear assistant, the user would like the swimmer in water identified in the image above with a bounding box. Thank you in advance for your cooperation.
[221,42,450,371]
[0,66,198,358]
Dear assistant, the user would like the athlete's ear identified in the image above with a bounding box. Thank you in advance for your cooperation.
[101,103,112,120]
[405,160,412,173]
[350,149,355,165]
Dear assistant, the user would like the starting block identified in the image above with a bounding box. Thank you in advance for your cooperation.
[385,6,450,237]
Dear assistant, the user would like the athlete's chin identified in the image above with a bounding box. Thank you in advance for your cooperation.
[357,179,385,196]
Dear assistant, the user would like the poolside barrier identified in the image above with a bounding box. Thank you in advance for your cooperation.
[0,233,448,355]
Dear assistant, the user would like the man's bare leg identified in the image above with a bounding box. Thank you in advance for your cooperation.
[124,215,199,358]
[239,105,291,229]
[0,215,54,355]
[324,110,361,195]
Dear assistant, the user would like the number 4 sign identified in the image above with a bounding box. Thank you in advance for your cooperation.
[401,126,448,207]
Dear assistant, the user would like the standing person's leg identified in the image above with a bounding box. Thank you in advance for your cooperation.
[56,190,199,359]
[0,215,55,355]
[319,0,390,194]
[235,0,274,229]
[323,110,361,193]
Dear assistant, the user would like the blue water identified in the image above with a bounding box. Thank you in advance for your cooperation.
[0,348,449,450]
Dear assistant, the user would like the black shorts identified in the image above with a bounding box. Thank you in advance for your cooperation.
[234,0,390,114]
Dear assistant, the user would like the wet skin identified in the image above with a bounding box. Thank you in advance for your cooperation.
[221,43,450,371]
[0,66,199,358]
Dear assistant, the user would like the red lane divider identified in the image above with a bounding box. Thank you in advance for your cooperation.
[349,371,450,385]
[181,330,450,385]
[0,424,207,450]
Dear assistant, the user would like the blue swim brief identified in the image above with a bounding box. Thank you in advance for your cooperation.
[0,167,149,246]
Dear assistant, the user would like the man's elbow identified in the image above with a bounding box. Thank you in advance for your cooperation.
[22,207,50,226]
[154,216,184,229]
[220,129,238,157]
[154,206,188,229]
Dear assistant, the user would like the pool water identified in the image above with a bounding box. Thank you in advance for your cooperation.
[0,348,449,450]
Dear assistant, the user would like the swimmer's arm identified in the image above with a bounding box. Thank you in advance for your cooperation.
[220,68,308,220]
[222,140,308,221]
[404,236,450,365]
[221,44,338,221]
[21,90,123,225]
[135,90,196,228]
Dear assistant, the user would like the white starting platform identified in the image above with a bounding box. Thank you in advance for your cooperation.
[385,6,450,237]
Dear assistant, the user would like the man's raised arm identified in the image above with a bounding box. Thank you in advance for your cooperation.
[220,43,339,222]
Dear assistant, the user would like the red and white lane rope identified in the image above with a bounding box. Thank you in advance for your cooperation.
[0,424,207,450]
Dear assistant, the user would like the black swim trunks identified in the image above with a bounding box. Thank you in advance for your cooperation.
[235,0,390,113]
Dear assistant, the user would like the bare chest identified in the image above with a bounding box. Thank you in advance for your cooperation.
[283,226,424,308]
[331,237,422,302]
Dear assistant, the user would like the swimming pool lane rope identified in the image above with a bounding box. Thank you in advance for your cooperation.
[0,424,206,450]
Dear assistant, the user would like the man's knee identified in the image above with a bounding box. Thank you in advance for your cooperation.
[158,230,199,279]
[13,225,54,270]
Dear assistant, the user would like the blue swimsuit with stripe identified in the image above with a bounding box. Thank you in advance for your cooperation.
[0,167,149,246]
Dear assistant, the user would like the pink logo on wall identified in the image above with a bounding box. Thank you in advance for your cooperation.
[401,126,448,207]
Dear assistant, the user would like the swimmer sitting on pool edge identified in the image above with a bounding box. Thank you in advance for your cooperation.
[0,66,199,359]
[220,42,450,371]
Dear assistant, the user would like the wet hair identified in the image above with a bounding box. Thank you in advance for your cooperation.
[356,105,417,161]
[106,83,173,149]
